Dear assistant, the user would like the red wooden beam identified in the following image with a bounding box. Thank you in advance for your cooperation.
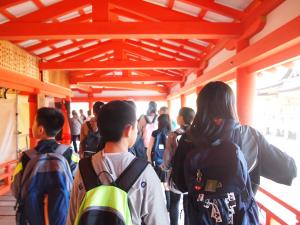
[92,0,108,21]
[39,60,201,70]
[71,75,182,84]
[0,22,242,40]
[0,68,72,97]
[76,83,167,93]
[243,0,284,28]
[71,95,167,102]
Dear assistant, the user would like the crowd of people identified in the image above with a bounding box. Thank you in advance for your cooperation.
[11,81,297,225]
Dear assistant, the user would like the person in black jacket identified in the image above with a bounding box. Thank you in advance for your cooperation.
[173,81,297,193]
[172,81,297,196]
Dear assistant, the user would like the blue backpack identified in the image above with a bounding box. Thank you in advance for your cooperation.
[16,145,73,225]
[151,130,167,166]
[184,132,259,225]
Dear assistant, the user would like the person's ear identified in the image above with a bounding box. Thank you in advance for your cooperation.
[123,124,133,138]
[38,125,46,136]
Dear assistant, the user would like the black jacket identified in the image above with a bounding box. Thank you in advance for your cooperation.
[172,120,297,193]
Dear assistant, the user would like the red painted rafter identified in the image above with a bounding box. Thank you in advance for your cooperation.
[168,0,175,9]
[25,40,64,52]
[1,10,16,21]
[142,39,203,59]
[173,39,208,53]
[48,41,112,62]
[38,39,99,59]
[39,60,201,70]
[72,96,167,102]
[125,40,199,61]
[76,83,168,93]
[63,41,117,62]
[180,0,244,20]
[32,0,44,9]
[12,0,90,22]
[92,0,108,21]
[71,70,115,78]
[134,70,183,78]
[109,0,202,22]
[123,43,176,61]
[109,8,146,22]
[0,22,242,40]
[0,0,26,11]
[71,75,182,84]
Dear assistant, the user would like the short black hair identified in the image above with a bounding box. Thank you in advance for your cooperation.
[93,101,105,115]
[36,107,64,137]
[159,106,168,114]
[179,107,195,125]
[147,101,157,115]
[98,101,136,142]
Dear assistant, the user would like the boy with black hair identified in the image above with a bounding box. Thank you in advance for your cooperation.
[67,100,169,225]
[162,107,195,225]
[12,107,79,225]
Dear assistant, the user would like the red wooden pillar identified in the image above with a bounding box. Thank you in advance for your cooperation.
[180,94,186,107]
[28,94,37,148]
[236,39,256,126]
[236,68,256,126]
[61,99,71,145]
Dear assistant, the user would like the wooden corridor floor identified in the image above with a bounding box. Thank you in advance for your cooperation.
[0,192,16,225]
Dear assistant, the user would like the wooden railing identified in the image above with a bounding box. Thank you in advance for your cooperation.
[257,187,300,225]
[0,160,17,195]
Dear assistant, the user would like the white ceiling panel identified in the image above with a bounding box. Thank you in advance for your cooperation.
[6,1,38,18]
[215,0,252,11]
[173,0,201,17]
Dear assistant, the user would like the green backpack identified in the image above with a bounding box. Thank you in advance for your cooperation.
[75,157,148,225]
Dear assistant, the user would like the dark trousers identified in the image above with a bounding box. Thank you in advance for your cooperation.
[72,135,80,153]
[170,192,190,225]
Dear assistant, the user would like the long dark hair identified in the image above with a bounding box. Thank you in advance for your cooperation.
[190,81,238,142]
[157,114,171,133]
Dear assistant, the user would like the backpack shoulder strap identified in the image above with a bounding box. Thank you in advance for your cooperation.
[115,158,148,192]
[79,157,102,191]
[144,115,150,124]
[55,144,70,155]
[151,115,157,123]
[86,121,93,132]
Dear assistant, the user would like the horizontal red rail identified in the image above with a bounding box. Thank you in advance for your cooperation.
[257,187,300,225]
[0,160,17,195]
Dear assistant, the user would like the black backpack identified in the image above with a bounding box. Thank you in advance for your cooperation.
[184,131,259,225]
[151,130,167,166]
[83,121,102,158]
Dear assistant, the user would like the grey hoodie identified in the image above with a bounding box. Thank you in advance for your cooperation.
[67,151,169,225]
